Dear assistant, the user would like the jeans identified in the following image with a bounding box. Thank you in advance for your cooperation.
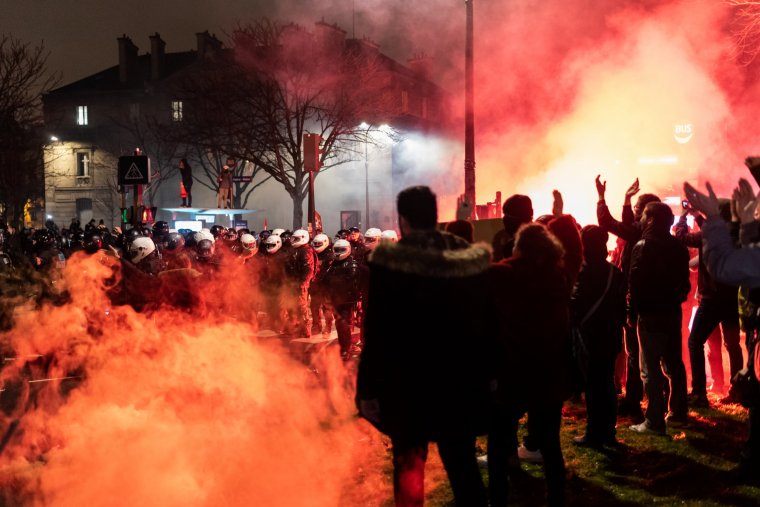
[392,435,487,507]
[638,310,688,430]
[688,297,742,396]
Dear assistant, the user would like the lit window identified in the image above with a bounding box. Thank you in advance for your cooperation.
[171,100,183,122]
[76,106,88,126]
[76,152,91,177]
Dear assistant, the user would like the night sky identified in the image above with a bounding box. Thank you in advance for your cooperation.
[0,0,449,86]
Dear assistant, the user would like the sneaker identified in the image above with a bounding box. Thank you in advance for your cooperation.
[517,445,544,463]
[687,393,709,407]
[629,420,666,435]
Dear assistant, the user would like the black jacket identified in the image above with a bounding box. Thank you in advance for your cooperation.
[571,261,626,357]
[488,256,571,406]
[673,215,738,302]
[324,255,366,306]
[597,201,640,277]
[356,230,493,441]
[629,229,690,314]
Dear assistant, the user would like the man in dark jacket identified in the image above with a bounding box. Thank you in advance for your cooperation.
[356,185,492,507]
[596,175,661,422]
[629,202,690,434]
[673,201,742,405]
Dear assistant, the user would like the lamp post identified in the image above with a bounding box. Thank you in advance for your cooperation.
[365,132,370,230]
[360,122,371,229]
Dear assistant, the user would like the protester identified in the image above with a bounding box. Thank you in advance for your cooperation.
[596,176,661,423]
[628,201,690,434]
[356,185,492,507]
[571,225,626,446]
[487,223,571,507]
[685,178,760,479]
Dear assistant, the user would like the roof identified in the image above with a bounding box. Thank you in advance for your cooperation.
[47,50,198,95]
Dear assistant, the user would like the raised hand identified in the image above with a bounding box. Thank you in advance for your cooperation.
[732,178,760,224]
[683,181,720,218]
[552,190,564,216]
[595,175,606,200]
[625,178,640,199]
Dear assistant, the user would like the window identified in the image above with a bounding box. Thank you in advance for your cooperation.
[171,100,183,122]
[76,106,88,126]
[76,152,91,177]
[401,91,409,113]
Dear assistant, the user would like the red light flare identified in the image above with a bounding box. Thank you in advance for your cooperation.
[422,1,760,225]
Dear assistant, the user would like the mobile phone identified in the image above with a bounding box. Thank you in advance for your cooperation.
[746,157,760,186]
[681,199,690,210]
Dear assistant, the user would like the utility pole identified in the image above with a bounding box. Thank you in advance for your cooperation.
[365,138,370,229]
[464,0,476,219]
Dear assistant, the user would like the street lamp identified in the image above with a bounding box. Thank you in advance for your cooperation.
[360,122,371,229]
[359,122,391,230]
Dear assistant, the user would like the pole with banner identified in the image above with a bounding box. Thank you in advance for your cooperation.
[303,133,322,234]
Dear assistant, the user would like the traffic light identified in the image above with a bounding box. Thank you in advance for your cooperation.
[121,208,129,224]
[303,133,321,172]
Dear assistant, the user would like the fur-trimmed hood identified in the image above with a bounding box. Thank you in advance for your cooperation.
[368,230,492,278]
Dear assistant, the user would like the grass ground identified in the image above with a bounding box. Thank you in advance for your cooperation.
[353,393,760,507]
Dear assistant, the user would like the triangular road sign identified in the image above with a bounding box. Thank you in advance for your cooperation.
[124,163,144,180]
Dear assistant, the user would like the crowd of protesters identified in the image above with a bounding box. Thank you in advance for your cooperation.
[355,173,760,507]
[2,168,760,506]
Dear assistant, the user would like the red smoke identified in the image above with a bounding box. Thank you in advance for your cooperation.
[309,0,760,223]
[0,253,400,506]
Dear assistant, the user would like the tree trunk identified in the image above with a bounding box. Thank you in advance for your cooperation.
[291,191,305,230]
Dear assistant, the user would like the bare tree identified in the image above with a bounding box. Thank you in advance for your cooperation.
[0,35,59,227]
[112,112,184,206]
[175,19,395,228]
[729,0,760,62]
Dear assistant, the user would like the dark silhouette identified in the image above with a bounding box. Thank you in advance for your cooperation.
[356,185,492,507]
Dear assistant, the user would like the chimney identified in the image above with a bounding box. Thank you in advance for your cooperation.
[314,20,347,53]
[117,35,139,84]
[149,33,165,81]
[407,53,433,82]
[196,31,222,59]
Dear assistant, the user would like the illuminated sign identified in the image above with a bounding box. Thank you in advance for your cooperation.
[674,124,693,144]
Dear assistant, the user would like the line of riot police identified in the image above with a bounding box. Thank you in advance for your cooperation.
[1,220,398,361]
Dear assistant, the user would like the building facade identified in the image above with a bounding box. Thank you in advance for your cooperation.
[42,23,452,233]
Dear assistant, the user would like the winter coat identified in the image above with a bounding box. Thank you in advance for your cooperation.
[597,201,640,277]
[571,260,626,358]
[488,256,571,406]
[284,245,316,286]
[309,249,333,299]
[324,255,365,306]
[356,230,494,441]
[180,164,193,188]
[628,228,690,315]
[673,214,738,301]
